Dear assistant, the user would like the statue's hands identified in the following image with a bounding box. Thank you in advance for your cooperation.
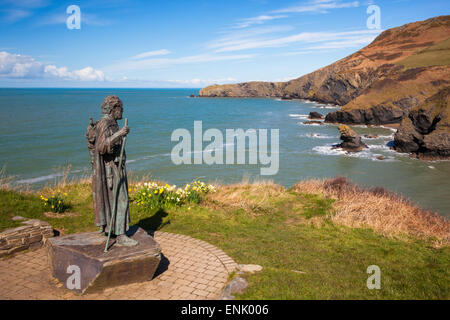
[119,126,130,137]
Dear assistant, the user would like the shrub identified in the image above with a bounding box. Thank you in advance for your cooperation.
[132,180,215,210]
[40,191,69,213]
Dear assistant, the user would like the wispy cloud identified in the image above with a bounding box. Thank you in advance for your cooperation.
[0,8,32,22]
[0,0,49,23]
[166,77,237,85]
[207,25,294,50]
[232,14,288,29]
[35,12,111,27]
[207,0,368,55]
[0,51,106,81]
[211,29,381,53]
[273,0,360,14]
[131,49,171,60]
[104,53,255,73]
[2,0,49,8]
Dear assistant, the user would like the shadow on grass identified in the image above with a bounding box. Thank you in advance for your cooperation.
[136,208,170,232]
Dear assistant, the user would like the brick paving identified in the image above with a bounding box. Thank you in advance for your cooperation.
[0,231,238,300]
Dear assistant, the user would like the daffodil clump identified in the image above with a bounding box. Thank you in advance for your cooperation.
[132,180,216,210]
[40,191,68,213]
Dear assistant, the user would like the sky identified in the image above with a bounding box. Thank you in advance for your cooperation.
[0,0,449,88]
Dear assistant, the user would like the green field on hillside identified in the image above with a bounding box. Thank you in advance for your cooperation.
[397,37,450,69]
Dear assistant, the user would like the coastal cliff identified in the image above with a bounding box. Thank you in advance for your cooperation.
[394,87,450,158]
[199,15,450,158]
[200,16,450,107]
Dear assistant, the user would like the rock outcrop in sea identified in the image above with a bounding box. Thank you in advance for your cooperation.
[309,112,324,119]
[336,125,368,152]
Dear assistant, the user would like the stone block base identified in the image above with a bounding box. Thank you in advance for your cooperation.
[47,226,161,294]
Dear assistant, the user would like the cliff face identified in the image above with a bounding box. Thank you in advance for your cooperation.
[394,87,450,158]
[199,16,450,124]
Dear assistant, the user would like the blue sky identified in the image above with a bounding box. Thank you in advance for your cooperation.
[0,0,448,87]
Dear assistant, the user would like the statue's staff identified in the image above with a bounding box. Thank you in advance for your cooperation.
[104,118,128,252]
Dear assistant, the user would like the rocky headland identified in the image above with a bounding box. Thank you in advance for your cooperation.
[394,87,450,158]
[199,15,450,159]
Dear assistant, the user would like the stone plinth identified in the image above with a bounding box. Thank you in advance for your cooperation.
[47,226,161,294]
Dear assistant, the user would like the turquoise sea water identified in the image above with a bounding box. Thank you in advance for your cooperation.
[0,88,449,216]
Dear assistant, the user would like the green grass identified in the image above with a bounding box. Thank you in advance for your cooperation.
[298,193,335,219]
[0,183,97,234]
[1,182,449,299]
[397,37,450,69]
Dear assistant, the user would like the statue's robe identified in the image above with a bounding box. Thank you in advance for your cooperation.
[91,115,130,235]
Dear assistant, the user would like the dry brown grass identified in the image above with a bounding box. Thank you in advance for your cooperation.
[0,166,15,191]
[292,177,450,246]
[204,179,288,216]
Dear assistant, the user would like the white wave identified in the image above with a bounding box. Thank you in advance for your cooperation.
[17,169,83,184]
[379,125,398,132]
[313,144,397,162]
[300,133,338,139]
[289,114,309,119]
[299,122,323,126]
[315,104,339,109]
[312,145,346,156]
[128,153,171,163]
[362,134,394,140]
[368,144,395,152]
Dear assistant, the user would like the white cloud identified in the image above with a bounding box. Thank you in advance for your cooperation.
[232,15,288,29]
[212,29,381,52]
[0,51,106,81]
[104,53,255,73]
[273,0,360,14]
[208,25,293,50]
[2,0,49,8]
[131,49,171,60]
[35,12,111,27]
[0,0,49,23]
[1,9,32,22]
[166,77,237,85]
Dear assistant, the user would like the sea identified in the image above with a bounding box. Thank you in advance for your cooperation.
[1,88,449,216]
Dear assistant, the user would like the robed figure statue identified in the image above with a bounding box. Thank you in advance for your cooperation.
[86,95,138,247]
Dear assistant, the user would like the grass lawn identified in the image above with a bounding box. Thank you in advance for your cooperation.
[0,181,448,300]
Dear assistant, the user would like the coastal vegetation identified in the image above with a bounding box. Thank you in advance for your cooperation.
[0,170,448,299]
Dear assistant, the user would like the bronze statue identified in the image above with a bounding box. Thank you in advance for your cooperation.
[86,95,138,247]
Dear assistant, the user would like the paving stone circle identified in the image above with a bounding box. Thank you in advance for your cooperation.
[0,231,238,300]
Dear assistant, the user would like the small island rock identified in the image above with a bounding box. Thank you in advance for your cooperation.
[337,125,368,152]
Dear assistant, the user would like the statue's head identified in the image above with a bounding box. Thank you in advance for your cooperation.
[101,95,123,120]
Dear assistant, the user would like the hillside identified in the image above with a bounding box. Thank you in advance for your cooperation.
[200,16,450,108]
[199,15,450,158]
